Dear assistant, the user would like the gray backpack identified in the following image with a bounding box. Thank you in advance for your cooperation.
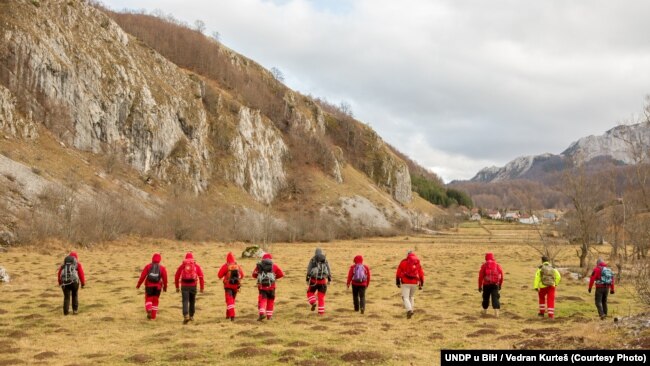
[309,255,329,280]
[60,256,79,286]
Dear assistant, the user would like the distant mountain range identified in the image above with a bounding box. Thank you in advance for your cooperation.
[469,122,650,183]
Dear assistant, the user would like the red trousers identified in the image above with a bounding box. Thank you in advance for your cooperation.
[225,289,237,318]
[258,289,276,319]
[307,284,326,315]
[144,294,160,319]
[538,286,556,318]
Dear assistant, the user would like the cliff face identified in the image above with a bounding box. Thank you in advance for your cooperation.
[1,1,214,191]
[0,0,438,238]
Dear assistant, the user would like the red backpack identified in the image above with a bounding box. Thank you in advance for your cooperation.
[403,257,420,279]
[483,261,500,285]
[181,259,197,283]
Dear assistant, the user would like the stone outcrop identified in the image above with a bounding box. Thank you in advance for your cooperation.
[1,1,210,192]
[0,85,38,139]
[229,108,287,204]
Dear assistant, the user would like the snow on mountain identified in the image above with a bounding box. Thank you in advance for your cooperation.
[470,122,650,183]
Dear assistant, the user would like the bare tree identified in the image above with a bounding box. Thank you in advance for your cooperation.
[561,162,611,268]
[194,19,206,34]
[270,67,284,83]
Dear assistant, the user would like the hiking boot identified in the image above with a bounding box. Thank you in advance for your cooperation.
[147,310,152,320]
[537,313,544,317]
[494,309,500,318]
[72,310,78,315]
[266,316,272,320]
[257,314,265,321]
[230,317,235,322]
[360,308,365,315]
[406,310,413,319]
[600,315,606,320]
[183,316,190,324]
[311,303,316,312]
[189,316,194,322]
[481,309,488,316]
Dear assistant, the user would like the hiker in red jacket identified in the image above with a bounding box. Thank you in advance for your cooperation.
[57,251,86,315]
[174,252,205,324]
[306,248,331,315]
[346,255,371,314]
[136,253,168,320]
[252,253,285,321]
[396,251,424,319]
[588,259,615,320]
[217,252,245,321]
[478,252,504,317]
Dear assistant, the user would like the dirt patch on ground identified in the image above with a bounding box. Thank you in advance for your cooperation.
[429,333,444,340]
[287,341,310,347]
[310,325,328,331]
[0,359,25,365]
[255,331,275,338]
[84,353,107,359]
[557,296,584,302]
[513,339,551,349]
[280,349,299,356]
[125,354,152,363]
[339,329,365,335]
[19,313,43,320]
[167,352,201,361]
[521,327,561,336]
[177,342,197,348]
[467,329,498,338]
[342,321,366,326]
[228,347,269,358]
[292,320,310,325]
[34,352,57,360]
[0,309,8,314]
[7,330,28,338]
[100,317,114,322]
[39,292,60,298]
[277,356,295,363]
[265,339,283,345]
[497,334,523,340]
[295,360,329,366]
[628,336,650,349]
[0,348,21,355]
[340,351,386,364]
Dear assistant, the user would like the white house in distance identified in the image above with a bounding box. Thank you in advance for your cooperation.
[504,212,520,221]
[519,214,539,225]
[487,210,501,220]
[470,213,482,221]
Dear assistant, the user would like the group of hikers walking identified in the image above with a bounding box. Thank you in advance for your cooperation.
[57,248,615,322]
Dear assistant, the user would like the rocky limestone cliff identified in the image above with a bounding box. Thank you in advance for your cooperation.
[0,85,38,139]
[0,0,428,234]
[1,0,210,191]
[229,107,287,204]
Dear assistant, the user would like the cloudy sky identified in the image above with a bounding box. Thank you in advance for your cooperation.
[103,0,650,182]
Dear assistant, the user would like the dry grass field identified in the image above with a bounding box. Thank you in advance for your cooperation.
[0,221,645,365]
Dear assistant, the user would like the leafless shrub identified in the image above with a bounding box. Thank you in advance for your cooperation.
[632,258,650,305]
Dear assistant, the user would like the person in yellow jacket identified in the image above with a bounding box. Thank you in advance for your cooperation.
[533,256,561,319]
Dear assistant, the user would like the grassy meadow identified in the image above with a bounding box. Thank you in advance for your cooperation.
[0,221,645,365]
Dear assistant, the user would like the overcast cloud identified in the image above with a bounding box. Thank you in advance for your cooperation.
[103,0,650,182]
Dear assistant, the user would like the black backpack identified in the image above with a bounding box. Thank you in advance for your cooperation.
[60,255,79,286]
[147,263,161,283]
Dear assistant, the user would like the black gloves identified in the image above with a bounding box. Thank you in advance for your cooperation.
[610,290,615,295]
[396,278,401,288]
[498,285,501,291]
[176,288,180,293]
[588,288,592,293]
[478,288,482,293]
[306,275,310,283]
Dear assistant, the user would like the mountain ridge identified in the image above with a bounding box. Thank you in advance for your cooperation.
[469,121,650,183]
